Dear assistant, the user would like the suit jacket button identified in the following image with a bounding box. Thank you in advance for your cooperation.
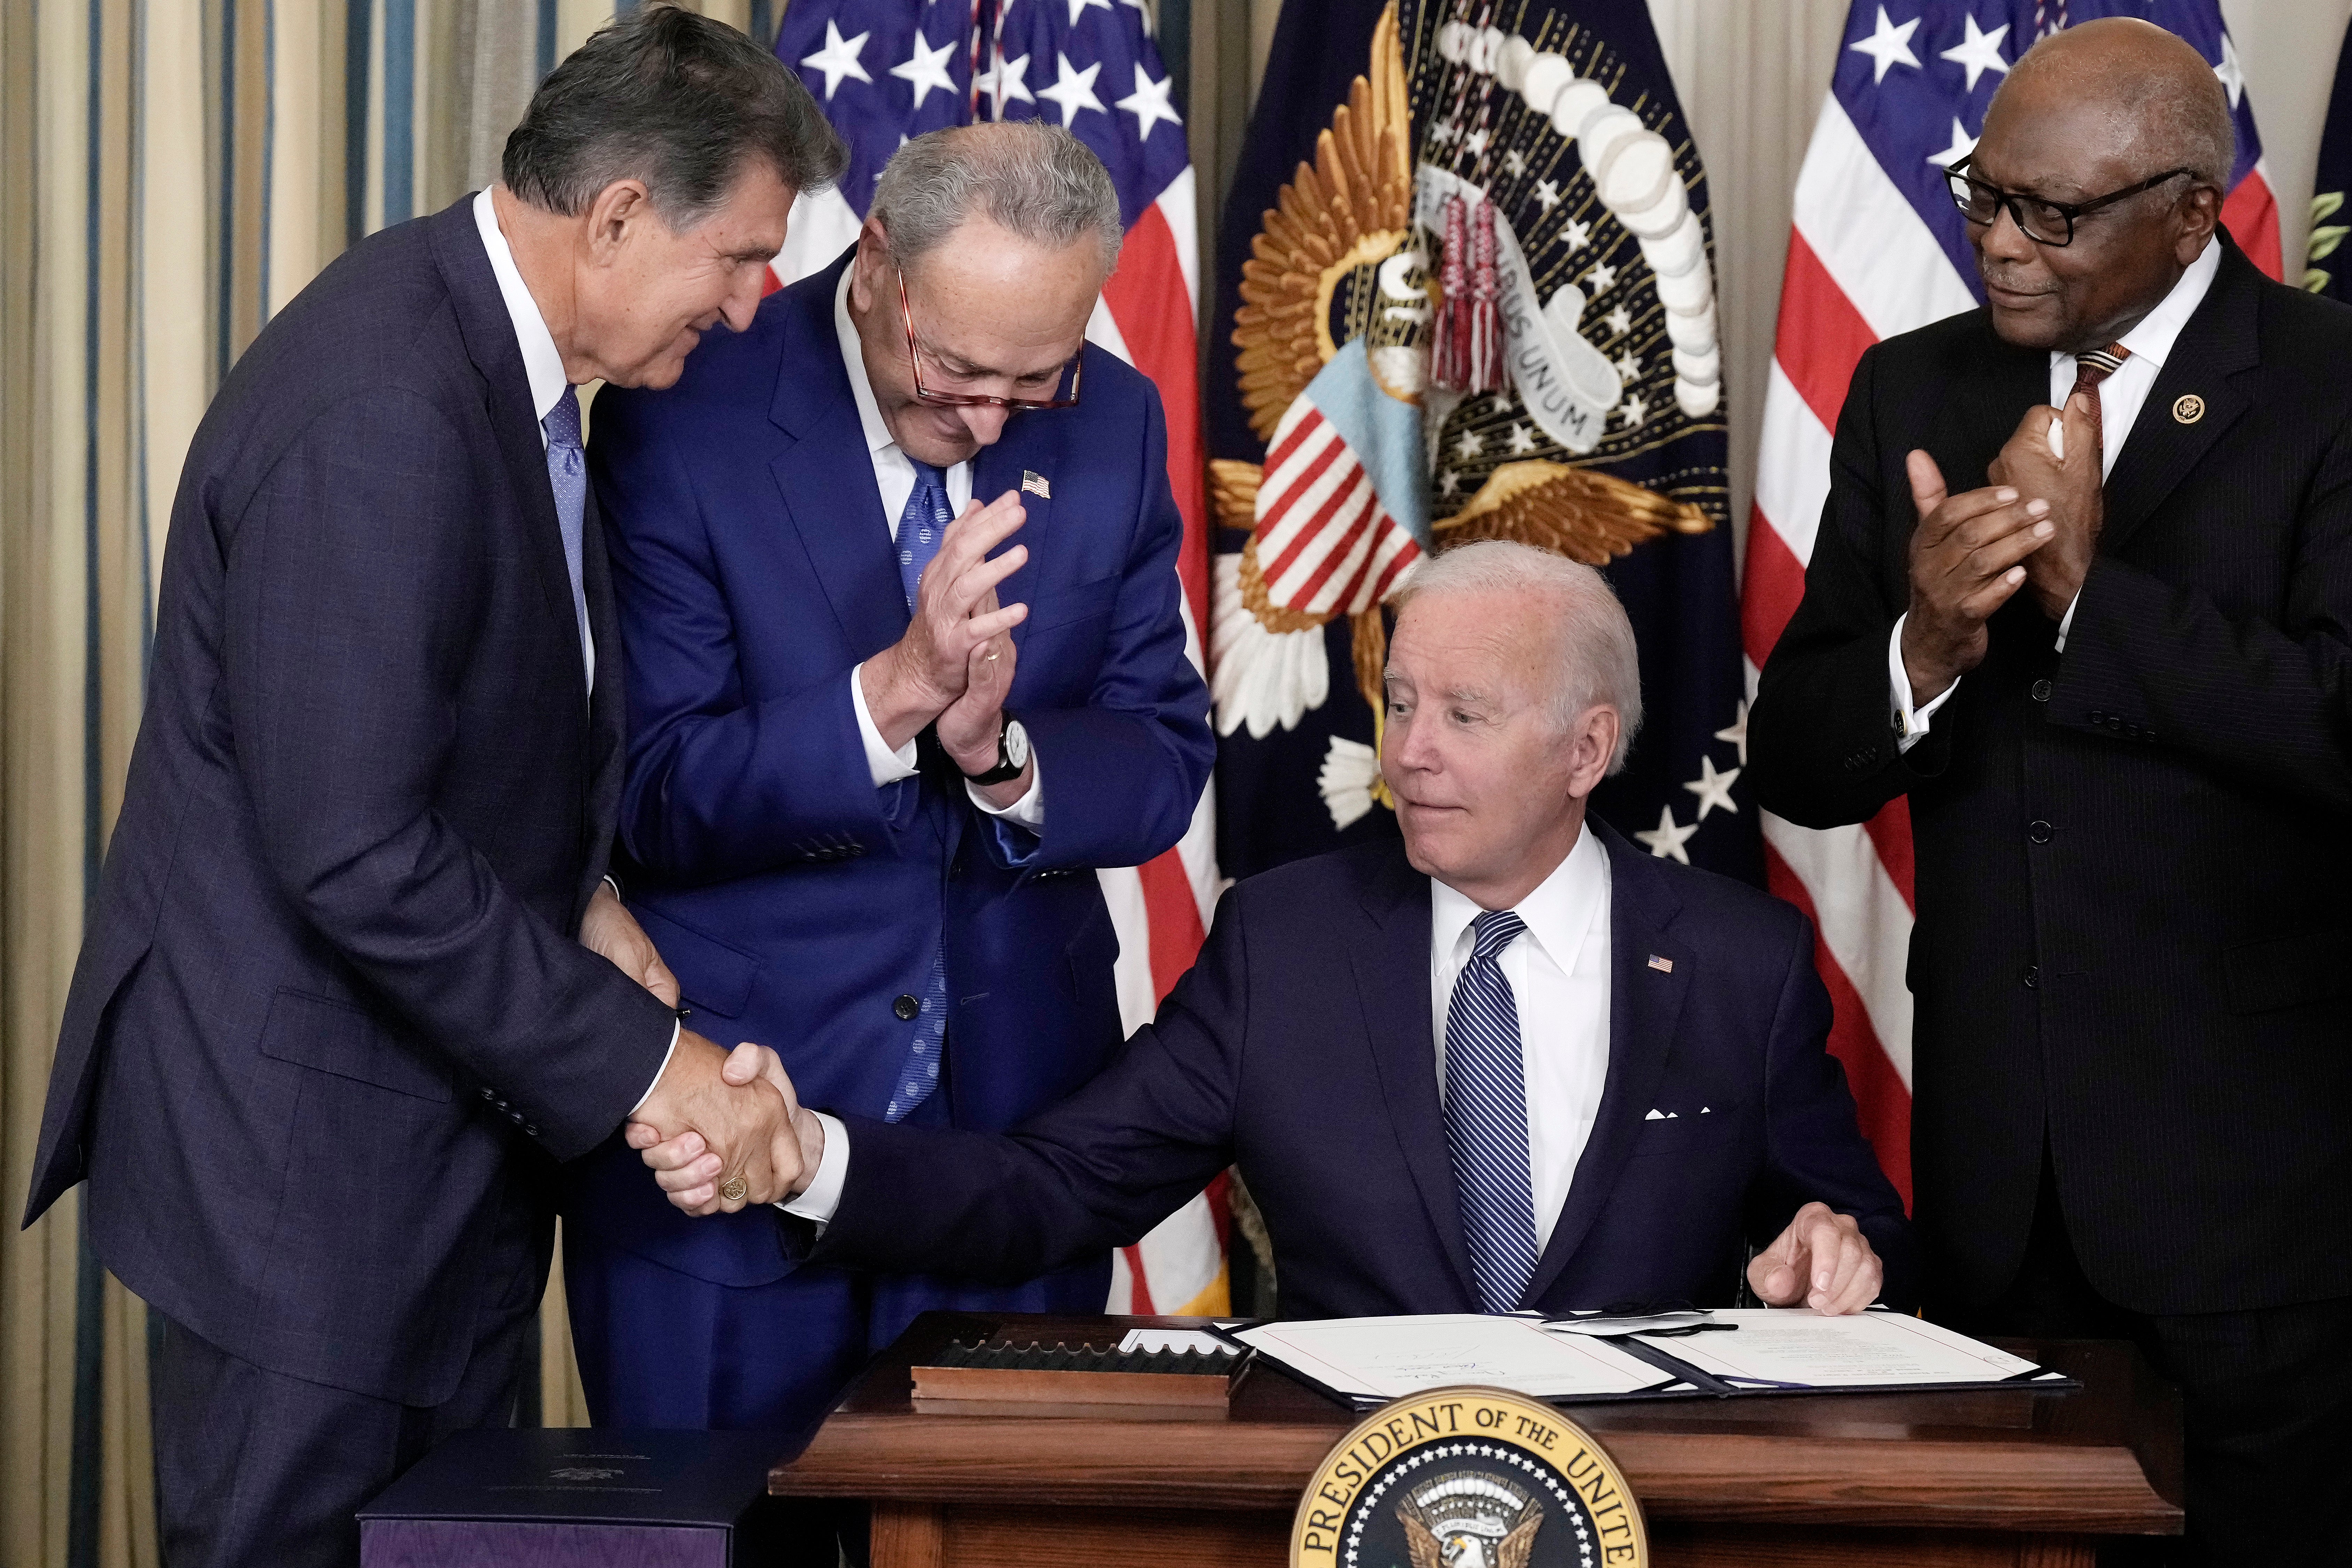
[524,1124,540,1138]
[2021,964,2039,989]
[2030,679,2052,702]
[893,994,921,1020]
[2027,819,2053,844]
[2089,709,2105,724]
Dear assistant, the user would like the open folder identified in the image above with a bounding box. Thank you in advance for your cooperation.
[1221,1309,2076,1409]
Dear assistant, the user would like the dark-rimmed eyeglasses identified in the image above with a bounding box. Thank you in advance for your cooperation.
[1944,153,2196,247]
[895,266,1083,411]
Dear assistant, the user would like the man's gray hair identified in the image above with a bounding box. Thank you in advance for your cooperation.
[503,5,846,227]
[871,122,1123,274]
[1393,540,1645,774]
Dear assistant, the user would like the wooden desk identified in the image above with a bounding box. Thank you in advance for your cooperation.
[771,1313,2182,1567]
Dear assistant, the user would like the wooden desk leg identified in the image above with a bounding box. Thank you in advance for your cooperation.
[2017,1538,2095,1568]
[868,1503,945,1568]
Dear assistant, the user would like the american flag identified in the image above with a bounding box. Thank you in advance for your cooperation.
[769,0,1230,1314]
[1741,0,2282,1206]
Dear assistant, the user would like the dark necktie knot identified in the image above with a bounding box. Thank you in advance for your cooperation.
[2072,342,2128,393]
[1469,908,1527,963]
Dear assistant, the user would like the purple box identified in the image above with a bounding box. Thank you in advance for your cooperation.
[359,1429,791,1568]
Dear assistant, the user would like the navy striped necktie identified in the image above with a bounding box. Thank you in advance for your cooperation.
[1444,908,1540,1313]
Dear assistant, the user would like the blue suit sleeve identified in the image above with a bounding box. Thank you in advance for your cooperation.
[796,873,1253,1281]
[1755,907,1919,1308]
[1009,379,1213,874]
[592,385,899,882]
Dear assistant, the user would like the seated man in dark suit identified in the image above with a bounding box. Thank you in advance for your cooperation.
[640,540,1913,1318]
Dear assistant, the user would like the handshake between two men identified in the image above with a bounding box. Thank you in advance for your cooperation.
[583,487,1036,1210]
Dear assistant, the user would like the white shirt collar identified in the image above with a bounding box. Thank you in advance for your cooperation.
[1431,819,1611,974]
[835,265,900,463]
[472,188,569,431]
[2058,232,2220,374]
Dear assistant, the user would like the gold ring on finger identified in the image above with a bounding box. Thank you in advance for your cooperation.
[719,1175,748,1203]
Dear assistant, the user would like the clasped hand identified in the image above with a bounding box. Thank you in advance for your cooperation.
[1900,397,2100,706]
[860,490,1030,782]
[629,1045,825,1214]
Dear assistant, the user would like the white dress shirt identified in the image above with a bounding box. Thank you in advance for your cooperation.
[1431,824,1613,1254]
[834,267,1044,828]
[472,191,679,1106]
[1889,234,2221,749]
[786,826,1618,1240]
[473,188,592,694]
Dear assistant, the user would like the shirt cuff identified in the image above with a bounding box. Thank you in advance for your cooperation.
[849,663,919,787]
[2055,589,2082,652]
[777,1110,849,1225]
[1889,614,1959,754]
[625,1018,683,1118]
[967,755,1044,829]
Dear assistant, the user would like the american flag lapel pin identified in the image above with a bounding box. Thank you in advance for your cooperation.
[1648,955,1674,973]
[1021,469,1051,499]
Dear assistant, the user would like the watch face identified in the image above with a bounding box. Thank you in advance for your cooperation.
[1004,719,1030,768]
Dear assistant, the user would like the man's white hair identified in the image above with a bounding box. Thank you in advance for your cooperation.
[1392,539,1645,774]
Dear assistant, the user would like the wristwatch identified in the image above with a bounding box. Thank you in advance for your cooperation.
[963,715,1030,786]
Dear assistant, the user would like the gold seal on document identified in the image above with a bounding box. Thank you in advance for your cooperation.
[2173,393,2205,424]
[1291,1386,1647,1568]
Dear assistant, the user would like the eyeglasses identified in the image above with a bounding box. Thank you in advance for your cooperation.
[895,266,1083,411]
[1944,153,2196,247]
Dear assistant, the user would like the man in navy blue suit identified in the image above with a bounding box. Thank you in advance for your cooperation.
[568,122,1214,1438]
[649,541,1912,1320]
[19,13,846,1568]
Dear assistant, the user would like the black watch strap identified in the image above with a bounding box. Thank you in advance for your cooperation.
[963,714,1024,786]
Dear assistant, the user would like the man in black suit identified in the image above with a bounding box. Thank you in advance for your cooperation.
[643,541,1913,1326]
[1750,20,2352,1564]
[19,13,844,1567]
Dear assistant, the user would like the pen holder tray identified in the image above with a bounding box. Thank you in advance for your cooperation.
[911,1339,1240,1408]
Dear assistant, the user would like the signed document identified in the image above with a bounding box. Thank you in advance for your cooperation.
[1633,1309,2052,1389]
[1231,1314,1678,1405]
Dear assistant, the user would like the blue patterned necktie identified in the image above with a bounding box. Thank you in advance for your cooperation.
[884,460,956,1121]
[541,385,591,683]
[1444,908,1541,1312]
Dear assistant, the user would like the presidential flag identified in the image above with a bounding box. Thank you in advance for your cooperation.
[1208,0,1758,892]
[1740,0,2283,1203]
[770,0,1229,1315]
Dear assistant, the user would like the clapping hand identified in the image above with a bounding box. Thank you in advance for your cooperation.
[859,491,1030,749]
[1747,1201,1884,1314]
[630,1044,825,1213]
[1897,449,2054,707]
[1987,397,2103,619]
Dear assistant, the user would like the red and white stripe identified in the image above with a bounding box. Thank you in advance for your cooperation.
[1743,88,2283,1208]
[1253,398,1424,618]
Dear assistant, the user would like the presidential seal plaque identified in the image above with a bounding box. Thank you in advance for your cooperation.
[1291,1387,1647,1568]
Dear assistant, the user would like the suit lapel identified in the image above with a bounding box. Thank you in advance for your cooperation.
[1522,824,1690,1306]
[768,251,910,658]
[580,479,626,908]
[2098,238,2263,557]
[973,396,1084,646]
[1347,848,1480,1306]
[427,198,588,682]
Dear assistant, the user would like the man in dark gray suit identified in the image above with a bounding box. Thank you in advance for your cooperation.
[20,12,843,1567]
